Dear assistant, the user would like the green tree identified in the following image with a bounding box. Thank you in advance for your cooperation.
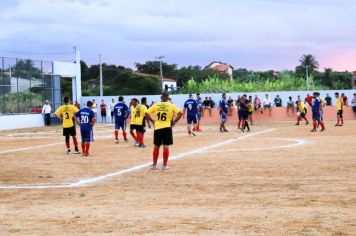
[295,54,319,77]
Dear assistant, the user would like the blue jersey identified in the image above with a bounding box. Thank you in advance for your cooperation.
[114,102,129,121]
[184,99,198,116]
[76,108,95,131]
[312,98,321,113]
[219,99,228,113]
[196,98,203,108]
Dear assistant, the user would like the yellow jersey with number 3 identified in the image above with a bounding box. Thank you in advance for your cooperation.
[147,102,181,130]
[55,105,79,128]
[337,97,343,111]
[130,105,137,125]
[135,104,148,126]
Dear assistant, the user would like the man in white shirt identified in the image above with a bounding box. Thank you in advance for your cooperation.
[262,94,272,116]
[42,100,52,126]
[110,98,115,123]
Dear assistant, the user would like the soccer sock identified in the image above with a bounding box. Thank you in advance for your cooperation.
[313,121,317,129]
[341,118,344,125]
[320,122,325,129]
[245,121,250,130]
[153,146,159,165]
[337,117,340,125]
[114,130,119,139]
[303,117,308,122]
[85,143,90,154]
[81,143,85,153]
[137,133,143,145]
[222,124,228,131]
[163,147,169,166]
[238,120,241,128]
[241,120,245,129]
[65,136,70,149]
[73,137,79,151]
[130,131,137,141]
[123,131,127,139]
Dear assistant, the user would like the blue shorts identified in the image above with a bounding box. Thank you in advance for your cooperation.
[238,110,243,120]
[312,112,321,121]
[115,120,126,130]
[81,130,93,143]
[187,114,198,125]
[220,112,227,123]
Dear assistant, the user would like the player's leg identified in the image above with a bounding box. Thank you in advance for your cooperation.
[162,128,173,170]
[80,130,86,154]
[222,114,228,132]
[130,125,138,145]
[114,120,119,143]
[249,112,253,126]
[335,111,340,126]
[122,121,128,141]
[137,126,146,148]
[70,126,80,154]
[151,129,162,170]
[64,128,71,154]
[311,113,317,132]
[84,130,93,156]
[340,111,344,126]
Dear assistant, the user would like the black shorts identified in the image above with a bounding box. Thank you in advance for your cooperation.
[101,111,107,117]
[337,110,343,118]
[242,111,249,120]
[130,124,144,133]
[63,126,76,136]
[154,127,173,146]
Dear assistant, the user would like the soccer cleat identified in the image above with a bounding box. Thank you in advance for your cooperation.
[133,141,139,147]
[66,149,71,155]
[115,139,119,144]
[240,128,245,133]
[310,129,316,132]
[150,165,158,170]
[334,124,340,126]
[306,121,309,125]
[74,150,81,155]
[162,165,170,171]
[124,138,128,142]
[320,128,325,132]
[295,123,299,125]
[223,129,229,132]
[191,131,196,136]
[138,144,146,148]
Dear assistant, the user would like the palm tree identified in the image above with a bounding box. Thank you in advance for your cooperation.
[295,54,319,77]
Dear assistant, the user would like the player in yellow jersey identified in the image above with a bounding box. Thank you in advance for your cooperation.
[335,92,344,126]
[145,93,183,170]
[295,100,309,125]
[54,97,80,155]
[129,98,139,146]
[134,97,149,148]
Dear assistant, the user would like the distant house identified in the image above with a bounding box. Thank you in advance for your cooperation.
[135,72,177,92]
[206,61,234,79]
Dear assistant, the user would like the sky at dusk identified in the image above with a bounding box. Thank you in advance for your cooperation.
[0,0,355,71]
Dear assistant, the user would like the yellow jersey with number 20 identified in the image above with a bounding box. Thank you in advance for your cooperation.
[55,105,79,128]
[147,102,181,130]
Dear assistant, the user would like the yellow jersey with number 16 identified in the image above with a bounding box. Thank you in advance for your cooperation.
[54,105,79,128]
[147,102,181,130]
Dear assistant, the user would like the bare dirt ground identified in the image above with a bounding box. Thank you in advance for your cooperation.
[0,121,355,235]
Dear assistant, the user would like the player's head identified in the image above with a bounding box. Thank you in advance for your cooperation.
[335,92,339,98]
[141,97,147,104]
[326,93,329,97]
[265,94,269,98]
[45,100,49,104]
[63,97,70,104]
[118,96,124,102]
[101,99,104,103]
[222,93,226,99]
[242,94,247,98]
[313,92,318,98]
[161,92,169,102]
[189,94,193,98]
[112,98,114,102]
[276,94,280,98]
[341,93,345,96]
[196,93,201,99]
[87,100,93,108]
[249,95,252,100]
[132,98,139,105]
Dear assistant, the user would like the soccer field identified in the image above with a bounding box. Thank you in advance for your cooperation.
[0,122,355,235]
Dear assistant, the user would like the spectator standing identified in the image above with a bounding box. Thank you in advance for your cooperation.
[100,99,107,123]
[351,93,356,112]
[286,96,295,114]
[341,93,348,106]
[42,100,52,126]
[304,94,313,107]
[325,94,332,106]
[274,95,282,107]
[254,95,261,111]
[110,98,115,123]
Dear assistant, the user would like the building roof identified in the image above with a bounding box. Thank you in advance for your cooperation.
[206,61,234,72]
[135,72,177,82]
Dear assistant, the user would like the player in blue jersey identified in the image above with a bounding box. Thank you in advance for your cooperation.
[195,93,203,132]
[311,92,325,132]
[183,94,199,136]
[113,96,130,143]
[219,93,229,132]
[75,100,96,156]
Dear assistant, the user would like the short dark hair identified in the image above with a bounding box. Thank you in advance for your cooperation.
[335,92,339,96]
[141,97,147,103]
[63,97,69,103]
[87,101,93,107]
[196,93,200,96]
[119,96,124,102]
[161,92,169,101]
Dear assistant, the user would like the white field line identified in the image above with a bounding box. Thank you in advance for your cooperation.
[0,135,113,154]
[203,138,307,153]
[0,129,276,189]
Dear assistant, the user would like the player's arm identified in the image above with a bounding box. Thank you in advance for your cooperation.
[91,116,97,126]
[54,108,63,121]
[172,111,183,127]
[75,112,80,125]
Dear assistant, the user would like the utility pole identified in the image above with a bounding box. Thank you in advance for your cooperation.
[155,56,165,93]
[99,54,103,97]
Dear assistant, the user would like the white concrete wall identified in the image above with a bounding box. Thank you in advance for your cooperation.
[82,89,356,123]
[0,114,44,130]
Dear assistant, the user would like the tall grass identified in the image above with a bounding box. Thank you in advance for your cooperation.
[178,73,327,94]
